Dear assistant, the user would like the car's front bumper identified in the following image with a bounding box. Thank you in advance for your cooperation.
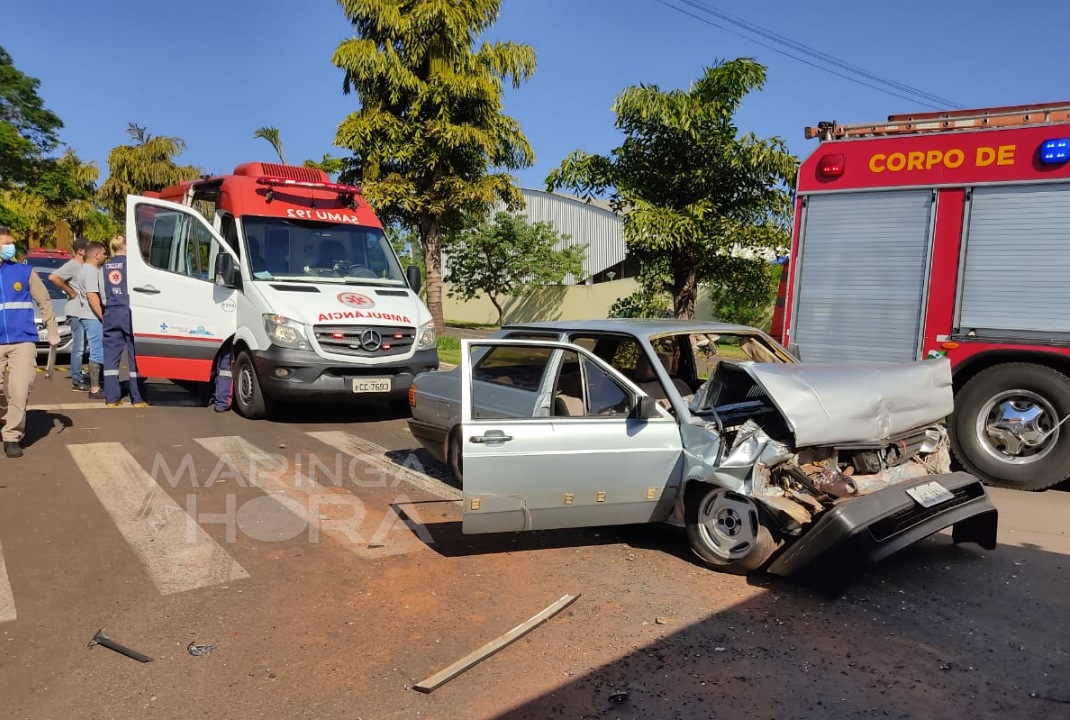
[252,346,439,403]
[767,471,998,591]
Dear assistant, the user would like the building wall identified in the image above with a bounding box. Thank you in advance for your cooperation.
[443,278,716,325]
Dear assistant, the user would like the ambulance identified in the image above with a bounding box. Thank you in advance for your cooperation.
[125,162,437,418]
[780,102,1070,491]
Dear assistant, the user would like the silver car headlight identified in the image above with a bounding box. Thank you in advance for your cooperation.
[264,314,311,351]
[415,320,437,351]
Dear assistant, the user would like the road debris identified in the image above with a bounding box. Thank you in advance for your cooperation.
[87,629,154,663]
[655,617,669,625]
[609,690,630,704]
[187,641,217,657]
[413,593,580,694]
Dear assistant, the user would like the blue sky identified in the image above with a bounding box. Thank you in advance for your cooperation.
[3,0,1068,189]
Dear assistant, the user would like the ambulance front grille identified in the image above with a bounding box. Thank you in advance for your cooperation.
[314,324,415,357]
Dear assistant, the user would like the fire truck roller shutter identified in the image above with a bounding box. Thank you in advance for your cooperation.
[959,183,1070,336]
[793,190,934,363]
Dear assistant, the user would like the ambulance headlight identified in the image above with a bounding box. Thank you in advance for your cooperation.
[264,314,310,351]
[415,320,437,351]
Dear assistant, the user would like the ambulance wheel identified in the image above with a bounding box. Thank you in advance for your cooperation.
[950,363,1070,491]
[233,350,273,420]
[685,483,780,575]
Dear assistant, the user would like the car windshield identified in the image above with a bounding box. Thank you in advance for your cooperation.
[241,216,406,285]
[25,260,68,300]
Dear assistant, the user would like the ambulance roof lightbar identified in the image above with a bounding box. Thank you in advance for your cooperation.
[1039,139,1070,164]
[255,176,363,196]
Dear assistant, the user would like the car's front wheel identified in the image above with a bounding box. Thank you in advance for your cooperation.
[685,483,780,574]
[233,350,274,420]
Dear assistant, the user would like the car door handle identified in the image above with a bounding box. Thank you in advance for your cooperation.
[132,285,161,294]
[470,432,513,444]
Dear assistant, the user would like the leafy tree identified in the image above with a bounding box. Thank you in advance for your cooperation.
[303,153,346,178]
[705,255,781,329]
[547,59,795,319]
[98,123,200,218]
[445,212,585,325]
[0,46,63,188]
[331,0,537,331]
[253,126,287,163]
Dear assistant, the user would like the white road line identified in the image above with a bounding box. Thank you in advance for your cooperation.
[0,536,15,624]
[195,436,429,558]
[306,431,461,502]
[68,443,249,595]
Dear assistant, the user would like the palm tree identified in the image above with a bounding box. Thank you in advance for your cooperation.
[98,124,200,219]
[253,126,287,164]
[331,0,536,331]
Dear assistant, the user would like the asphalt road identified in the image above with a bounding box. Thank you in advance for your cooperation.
[0,372,1068,720]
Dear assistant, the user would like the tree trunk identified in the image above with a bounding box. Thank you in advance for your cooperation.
[489,294,506,326]
[671,257,698,320]
[422,218,446,333]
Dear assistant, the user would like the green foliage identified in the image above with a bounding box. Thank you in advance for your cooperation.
[437,334,461,366]
[0,46,63,188]
[331,0,537,330]
[706,256,781,330]
[608,288,673,319]
[253,126,287,163]
[444,212,584,325]
[98,123,200,219]
[547,59,796,319]
[303,154,347,178]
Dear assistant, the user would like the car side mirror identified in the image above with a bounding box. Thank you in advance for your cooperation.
[632,395,660,420]
[406,264,422,294]
[215,253,240,288]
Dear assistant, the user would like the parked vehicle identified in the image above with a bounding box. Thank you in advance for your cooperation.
[123,162,437,418]
[782,101,1070,491]
[23,249,73,358]
[409,320,997,585]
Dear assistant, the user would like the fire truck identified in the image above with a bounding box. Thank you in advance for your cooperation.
[780,102,1070,491]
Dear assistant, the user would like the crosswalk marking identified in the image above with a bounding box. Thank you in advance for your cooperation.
[0,536,15,623]
[306,431,461,502]
[196,436,430,558]
[68,443,250,595]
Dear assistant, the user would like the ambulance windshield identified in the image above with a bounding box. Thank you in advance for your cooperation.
[241,216,406,285]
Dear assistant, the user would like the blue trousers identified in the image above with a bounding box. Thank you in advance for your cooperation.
[69,316,86,383]
[83,317,103,364]
[103,308,143,404]
[212,352,232,412]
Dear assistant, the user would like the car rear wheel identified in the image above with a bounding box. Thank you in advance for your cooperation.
[950,363,1070,490]
[447,428,463,484]
[233,350,273,420]
[685,483,780,574]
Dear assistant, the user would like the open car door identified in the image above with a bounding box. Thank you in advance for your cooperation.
[461,339,685,535]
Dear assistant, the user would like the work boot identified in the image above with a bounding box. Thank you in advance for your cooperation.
[4,442,23,458]
[72,379,89,392]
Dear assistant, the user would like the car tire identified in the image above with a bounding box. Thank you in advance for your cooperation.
[447,428,463,484]
[685,483,780,575]
[950,363,1070,491]
[233,350,273,420]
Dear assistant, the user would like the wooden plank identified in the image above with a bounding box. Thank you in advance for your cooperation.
[413,594,580,694]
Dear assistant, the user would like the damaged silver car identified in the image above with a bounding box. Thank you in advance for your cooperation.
[414,321,997,585]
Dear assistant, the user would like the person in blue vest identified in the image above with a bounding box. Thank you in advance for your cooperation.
[102,235,148,407]
[0,227,60,458]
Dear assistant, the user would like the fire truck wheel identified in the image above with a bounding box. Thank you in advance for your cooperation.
[233,350,274,420]
[685,483,781,574]
[951,363,1070,490]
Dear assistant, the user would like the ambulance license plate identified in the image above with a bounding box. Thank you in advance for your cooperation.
[905,480,955,508]
[352,377,392,393]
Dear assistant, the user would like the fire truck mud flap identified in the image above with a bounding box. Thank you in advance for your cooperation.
[766,471,998,592]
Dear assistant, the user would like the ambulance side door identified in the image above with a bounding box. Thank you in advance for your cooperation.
[125,195,239,382]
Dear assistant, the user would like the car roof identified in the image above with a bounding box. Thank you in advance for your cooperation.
[501,318,761,338]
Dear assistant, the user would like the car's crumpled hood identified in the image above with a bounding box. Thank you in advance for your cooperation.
[733,358,954,446]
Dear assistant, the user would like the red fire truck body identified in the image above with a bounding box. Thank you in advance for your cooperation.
[782,103,1070,490]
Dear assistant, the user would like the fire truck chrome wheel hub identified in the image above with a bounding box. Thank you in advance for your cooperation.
[977,389,1057,464]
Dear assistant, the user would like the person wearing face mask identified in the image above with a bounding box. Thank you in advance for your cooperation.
[0,227,60,458]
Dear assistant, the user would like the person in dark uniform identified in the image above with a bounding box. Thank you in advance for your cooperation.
[102,235,148,407]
